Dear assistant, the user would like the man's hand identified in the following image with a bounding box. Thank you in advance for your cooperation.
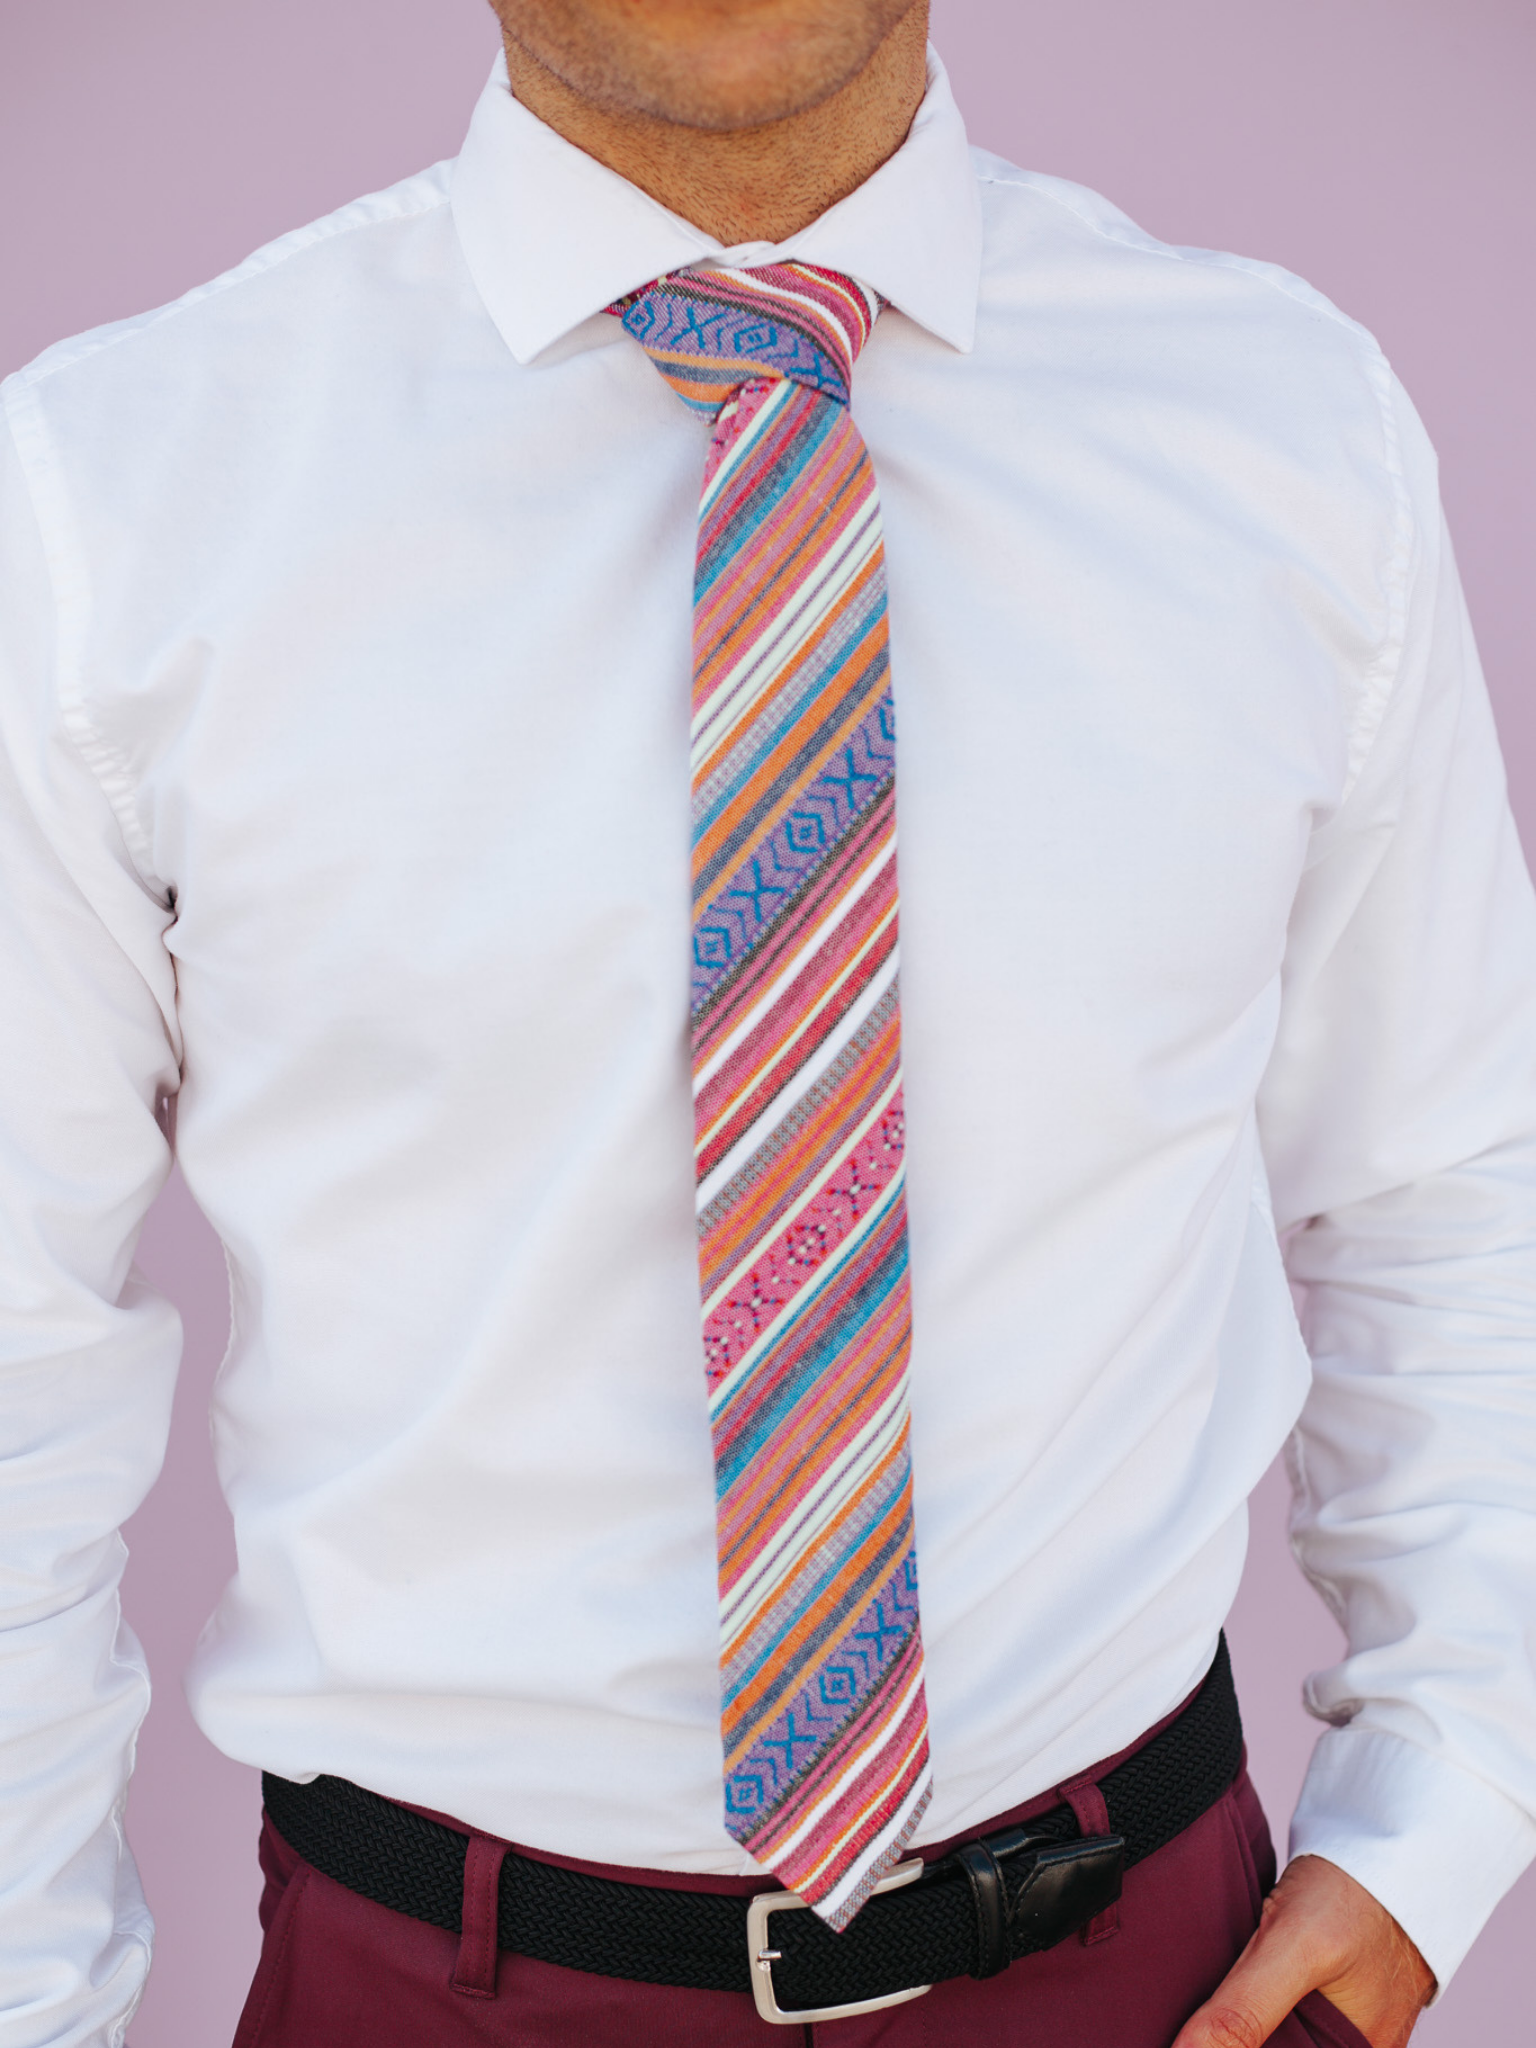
[1172,1855,1435,2048]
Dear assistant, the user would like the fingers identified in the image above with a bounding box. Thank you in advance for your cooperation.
[1170,1884,1327,2048]
[1170,1854,1433,2048]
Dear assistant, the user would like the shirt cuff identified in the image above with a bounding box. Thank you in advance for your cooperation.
[1288,1725,1536,1995]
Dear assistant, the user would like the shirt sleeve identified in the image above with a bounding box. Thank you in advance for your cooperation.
[0,394,184,2045]
[1257,370,1536,1990]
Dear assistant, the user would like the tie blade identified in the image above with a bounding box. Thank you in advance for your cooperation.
[725,1547,934,1928]
[622,261,930,1935]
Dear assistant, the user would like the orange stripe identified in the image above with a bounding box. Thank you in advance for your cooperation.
[720,1389,911,1618]
[696,915,896,1176]
[779,1691,929,1890]
[692,789,894,1061]
[722,1475,916,1745]
[752,1628,925,1833]
[691,610,889,893]
[695,854,896,1131]
[717,1278,912,1576]
[692,426,871,702]
[697,1004,900,1289]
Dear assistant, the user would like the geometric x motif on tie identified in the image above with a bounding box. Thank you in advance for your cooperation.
[614,263,933,1930]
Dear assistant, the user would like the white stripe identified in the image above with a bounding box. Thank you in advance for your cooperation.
[694,554,878,820]
[707,1156,905,1431]
[693,836,896,1095]
[699,376,795,519]
[690,498,881,769]
[706,1154,904,1416]
[765,1665,929,1867]
[709,270,872,360]
[695,901,897,1155]
[690,513,881,795]
[719,1375,908,1645]
[691,495,879,762]
[694,948,896,1213]
[810,1763,933,1919]
[700,1068,902,1325]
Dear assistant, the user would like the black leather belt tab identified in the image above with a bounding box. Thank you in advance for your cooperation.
[263,1635,1242,2023]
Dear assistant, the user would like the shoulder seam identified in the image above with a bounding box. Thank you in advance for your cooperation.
[9,169,453,397]
[972,162,1366,343]
[1340,358,1415,801]
[0,161,454,899]
[973,162,1417,791]
[2,377,167,890]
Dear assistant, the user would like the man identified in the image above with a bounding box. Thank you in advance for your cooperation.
[0,0,1532,2041]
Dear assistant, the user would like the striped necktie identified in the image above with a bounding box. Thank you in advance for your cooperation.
[616,263,931,1929]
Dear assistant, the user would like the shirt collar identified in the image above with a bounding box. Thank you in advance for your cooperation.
[450,47,982,366]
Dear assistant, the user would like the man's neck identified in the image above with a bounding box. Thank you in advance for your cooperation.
[502,7,930,247]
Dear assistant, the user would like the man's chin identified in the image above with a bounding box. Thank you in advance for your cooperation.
[497,0,921,136]
[600,78,868,137]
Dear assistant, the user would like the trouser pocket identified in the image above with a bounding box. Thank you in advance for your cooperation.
[1292,1989,1373,2048]
[231,1823,312,2048]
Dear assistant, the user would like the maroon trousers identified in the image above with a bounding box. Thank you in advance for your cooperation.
[233,1761,1368,2048]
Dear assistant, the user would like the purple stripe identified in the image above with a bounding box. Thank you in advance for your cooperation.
[691,692,897,1011]
[723,1550,921,1820]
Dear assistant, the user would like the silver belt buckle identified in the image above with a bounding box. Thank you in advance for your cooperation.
[746,1857,932,2026]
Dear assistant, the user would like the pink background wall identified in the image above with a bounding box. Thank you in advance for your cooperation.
[3,1,1532,2041]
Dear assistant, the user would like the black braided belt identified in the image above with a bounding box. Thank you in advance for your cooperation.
[263,1636,1241,2022]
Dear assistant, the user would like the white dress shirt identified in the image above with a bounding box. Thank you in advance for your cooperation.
[2,48,1534,2046]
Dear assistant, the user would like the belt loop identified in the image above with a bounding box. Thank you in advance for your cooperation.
[1057,1775,1120,1945]
[951,1838,1012,1978]
[452,1832,509,1998]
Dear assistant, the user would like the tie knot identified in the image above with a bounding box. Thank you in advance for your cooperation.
[614,263,881,418]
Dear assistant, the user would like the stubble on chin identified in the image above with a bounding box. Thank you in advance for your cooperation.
[492,0,923,133]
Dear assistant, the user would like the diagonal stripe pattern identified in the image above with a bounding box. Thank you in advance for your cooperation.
[615,264,932,1930]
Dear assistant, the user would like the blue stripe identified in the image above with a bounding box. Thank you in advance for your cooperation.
[713,1226,909,1491]
[712,1165,905,1439]
[690,689,896,1006]
[721,1479,908,1712]
[721,1509,916,1748]
[691,580,884,843]
[692,630,888,890]
[694,393,843,600]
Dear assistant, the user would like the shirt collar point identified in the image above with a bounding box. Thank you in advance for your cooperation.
[453,44,982,368]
